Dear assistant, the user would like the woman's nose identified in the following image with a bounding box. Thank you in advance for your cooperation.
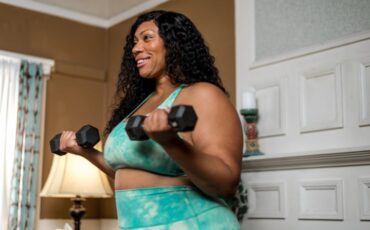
[132,42,143,56]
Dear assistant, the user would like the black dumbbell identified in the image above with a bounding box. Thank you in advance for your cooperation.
[49,124,100,155]
[125,105,197,140]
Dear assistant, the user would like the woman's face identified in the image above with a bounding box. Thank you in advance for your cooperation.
[132,21,166,79]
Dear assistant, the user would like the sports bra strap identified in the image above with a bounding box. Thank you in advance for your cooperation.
[157,84,186,109]
[124,91,154,120]
[124,84,186,120]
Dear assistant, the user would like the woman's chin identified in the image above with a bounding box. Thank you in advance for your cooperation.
[139,73,152,79]
[139,71,158,79]
[138,70,149,77]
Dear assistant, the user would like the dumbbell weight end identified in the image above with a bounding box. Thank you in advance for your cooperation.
[76,125,100,148]
[168,105,197,132]
[125,115,149,141]
[49,133,67,156]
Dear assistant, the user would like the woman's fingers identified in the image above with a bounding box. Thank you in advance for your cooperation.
[59,131,78,152]
[140,108,181,144]
[143,109,170,132]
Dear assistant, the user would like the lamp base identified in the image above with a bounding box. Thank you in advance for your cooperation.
[69,195,86,230]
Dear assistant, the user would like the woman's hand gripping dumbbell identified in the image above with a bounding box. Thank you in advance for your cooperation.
[49,124,100,155]
[125,105,197,141]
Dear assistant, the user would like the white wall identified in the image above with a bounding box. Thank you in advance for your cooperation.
[253,0,370,60]
[241,166,370,230]
[236,0,370,229]
[236,0,370,156]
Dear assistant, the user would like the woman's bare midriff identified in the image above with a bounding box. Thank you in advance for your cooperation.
[114,168,194,190]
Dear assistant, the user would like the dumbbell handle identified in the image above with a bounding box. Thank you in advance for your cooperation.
[125,105,197,141]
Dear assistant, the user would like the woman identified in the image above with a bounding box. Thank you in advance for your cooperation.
[59,10,243,229]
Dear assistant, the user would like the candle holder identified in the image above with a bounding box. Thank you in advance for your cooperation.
[240,108,264,157]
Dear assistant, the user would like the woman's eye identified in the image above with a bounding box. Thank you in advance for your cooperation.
[143,35,152,41]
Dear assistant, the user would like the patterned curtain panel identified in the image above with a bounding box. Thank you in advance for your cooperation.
[8,60,44,230]
[0,57,20,230]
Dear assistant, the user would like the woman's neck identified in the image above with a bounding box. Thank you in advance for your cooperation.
[154,75,178,96]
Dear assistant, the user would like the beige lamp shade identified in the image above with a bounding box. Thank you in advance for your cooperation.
[40,142,113,198]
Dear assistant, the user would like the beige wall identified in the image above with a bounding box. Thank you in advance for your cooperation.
[0,3,112,219]
[0,0,235,219]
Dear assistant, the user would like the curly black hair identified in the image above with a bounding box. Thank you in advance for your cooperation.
[105,10,227,135]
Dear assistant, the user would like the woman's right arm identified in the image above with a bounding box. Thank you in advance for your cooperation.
[59,131,115,179]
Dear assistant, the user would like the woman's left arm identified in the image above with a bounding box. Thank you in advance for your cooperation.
[144,83,243,198]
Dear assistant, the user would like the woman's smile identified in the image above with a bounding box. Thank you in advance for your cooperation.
[136,56,150,68]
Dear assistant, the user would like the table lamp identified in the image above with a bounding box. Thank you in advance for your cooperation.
[40,142,113,230]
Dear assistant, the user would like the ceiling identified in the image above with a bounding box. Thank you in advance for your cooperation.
[0,0,169,28]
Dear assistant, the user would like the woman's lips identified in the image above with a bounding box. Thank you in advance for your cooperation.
[136,57,150,68]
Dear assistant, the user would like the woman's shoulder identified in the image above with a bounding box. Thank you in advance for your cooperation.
[175,82,229,106]
[181,82,226,100]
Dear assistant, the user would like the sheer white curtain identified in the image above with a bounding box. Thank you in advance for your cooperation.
[0,56,20,230]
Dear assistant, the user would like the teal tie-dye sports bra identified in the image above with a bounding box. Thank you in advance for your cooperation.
[104,85,185,176]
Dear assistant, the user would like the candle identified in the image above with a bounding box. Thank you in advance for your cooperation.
[242,88,256,109]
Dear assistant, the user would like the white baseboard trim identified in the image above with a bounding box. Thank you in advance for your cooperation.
[38,219,118,230]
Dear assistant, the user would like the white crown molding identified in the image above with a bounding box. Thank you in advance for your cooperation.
[242,147,370,172]
[107,0,168,28]
[0,0,168,28]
